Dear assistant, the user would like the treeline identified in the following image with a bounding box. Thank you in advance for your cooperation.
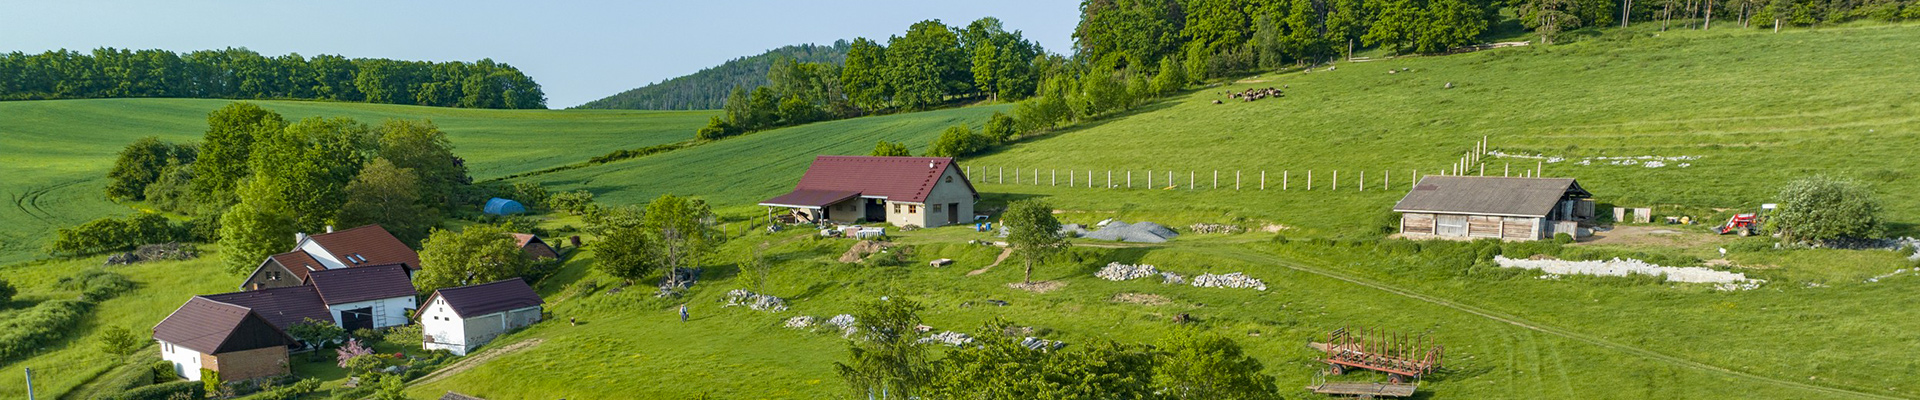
[0,48,545,109]
[100,102,476,272]
[698,18,1049,140]
[576,43,849,110]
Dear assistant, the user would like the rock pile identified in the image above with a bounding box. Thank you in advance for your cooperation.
[105,243,198,265]
[784,316,816,329]
[1020,337,1068,351]
[1188,223,1245,234]
[723,289,789,312]
[919,331,974,346]
[827,314,858,336]
[1192,273,1268,291]
[1083,221,1179,243]
[1492,255,1762,288]
[655,267,702,297]
[1160,272,1187,285]
[1096,263,1161,281]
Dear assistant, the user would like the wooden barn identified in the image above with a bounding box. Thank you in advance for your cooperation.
[759,156,979,228]
[1392,176,1594,241]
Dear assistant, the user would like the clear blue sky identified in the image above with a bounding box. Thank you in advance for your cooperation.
[0,1,1083,108]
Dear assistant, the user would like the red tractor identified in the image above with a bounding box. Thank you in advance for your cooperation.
[1716,213,1760,236]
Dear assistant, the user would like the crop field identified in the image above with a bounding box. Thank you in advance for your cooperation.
[0,98,712,264]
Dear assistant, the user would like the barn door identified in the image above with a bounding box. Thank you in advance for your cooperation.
[1436,215,1468,237]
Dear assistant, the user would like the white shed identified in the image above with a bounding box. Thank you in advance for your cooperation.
[417,278,544,356]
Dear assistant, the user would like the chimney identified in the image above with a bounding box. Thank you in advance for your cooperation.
[295,232,307,243]
[325,225,334,233]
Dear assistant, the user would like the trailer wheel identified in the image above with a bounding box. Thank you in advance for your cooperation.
[1738,227,1752,237]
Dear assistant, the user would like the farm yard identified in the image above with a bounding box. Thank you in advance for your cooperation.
[2,16,1920,400]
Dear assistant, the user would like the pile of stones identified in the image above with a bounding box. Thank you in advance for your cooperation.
[919,331,975,346]
[1192,272,1269,291]
[827,314,858,336]
[723,289,788,312]
[1019,337,1068,351]
[1096,263,1161,281]
[783,316,816,329]
[1187,223,1245,234]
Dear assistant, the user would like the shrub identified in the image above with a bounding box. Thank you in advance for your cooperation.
[982,111,1017,143]
[508,182,551,208]
[695,116,735,140]
[384,324,423,346]
[926,124,990,157]
[150,360,179,382]
[0,279,14,306]
[100,380,205,400]
[99,326,146,356]
[352,327,384,343]
[1772,175,1883,242]
[184,213,221,242]
[1553,233,1575,244]
[57,269,135,301]
[46,213,180,257]
[547,190,596,215]
[871,141,912,157]
[201,368,220,393]
[251,378,321,400]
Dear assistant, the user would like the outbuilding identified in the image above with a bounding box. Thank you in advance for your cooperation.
[417,278,544,356]
[511,233,560,260]
[759,156,978,228]
[483,198,527,215]
[152,297,297,382]
[1392,176,1594,241]
[305,263,418,331]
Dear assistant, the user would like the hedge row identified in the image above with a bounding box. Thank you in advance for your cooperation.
[101,380,204,400]
[0,299,96,362]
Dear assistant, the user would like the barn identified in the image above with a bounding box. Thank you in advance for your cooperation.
[759,156,979,228]
[1392,176,1594,241]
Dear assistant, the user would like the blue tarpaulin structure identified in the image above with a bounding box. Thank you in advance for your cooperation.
[484,198,526,215]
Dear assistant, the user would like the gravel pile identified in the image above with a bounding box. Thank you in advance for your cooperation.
[918,331,974,346]
[1019,337,1068,351]
[1492,255,1762,287]
[784,316,816,329]
[723,289,788,312]
[1082,221,1180,243]
[1096,262,1160,281]
[1192,273,1267,291]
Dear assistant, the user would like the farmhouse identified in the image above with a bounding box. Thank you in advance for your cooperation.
[241,224,422,290]
[1392,176,1594,241]
[512,233,560,260]
[304,263,419,330]
[417,278,544,356]
[152,297,298,382]
[759,156,978,228]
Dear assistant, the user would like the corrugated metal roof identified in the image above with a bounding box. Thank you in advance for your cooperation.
[307,263,416,305]
[762,156,974,205]
[152,297,295,354]
[1392,176,1589,217]
[421,278,543,319]
[201,285,333,330]
[309,224,422,270]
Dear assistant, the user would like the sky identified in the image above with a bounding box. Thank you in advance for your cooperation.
[0,1,1084,108]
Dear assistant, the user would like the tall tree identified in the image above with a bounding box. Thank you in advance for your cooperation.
[106,137,194,200]
[842,38,891,111]
[886,20,968,110]
[642,195,723,288]
[1003,199,1067,283]
[1772,176,1883,242]
[248,117,372,233]
[1523,0,1585,44]
[591,206,660,284]
[191,102,285,209]
[219,178,297,274]
[334,158,434,245]
[375,119,467,211]
[1156,331,1281,400]
[414,224,531,294]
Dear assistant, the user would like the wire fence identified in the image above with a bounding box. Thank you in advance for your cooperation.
[964,137,1554,193]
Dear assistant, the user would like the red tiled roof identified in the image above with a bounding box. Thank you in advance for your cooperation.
[510,233,537,248]
[418,278,543,319]
[267,250,326,281]
[763,156,975,204]
[759,189,861,208]
[152,297,296,354]
[201,286,334,330]
[309,225,421,270]
[307,263,417,305]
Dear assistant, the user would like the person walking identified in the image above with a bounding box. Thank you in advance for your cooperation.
[679,304,689,322]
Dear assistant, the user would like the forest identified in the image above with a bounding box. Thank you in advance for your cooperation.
[0,47,545,109]
[576,43,849,110]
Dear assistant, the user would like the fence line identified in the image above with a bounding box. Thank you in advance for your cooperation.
[959,166,1461,194]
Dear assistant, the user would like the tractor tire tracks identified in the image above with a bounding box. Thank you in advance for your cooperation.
[1199,246,1908,400]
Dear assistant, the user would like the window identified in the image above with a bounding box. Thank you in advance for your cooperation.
[267,270,280,280]
[932,204,944,213]
[946,176,953,183]
[908,205,918,214]
[894,204,901,213]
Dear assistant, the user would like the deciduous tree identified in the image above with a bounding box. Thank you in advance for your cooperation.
[1003,199,1066,283]
[414,224,531,294]
[335,158,434,245]
[1772,175,1883,242]
[834,298,933,400]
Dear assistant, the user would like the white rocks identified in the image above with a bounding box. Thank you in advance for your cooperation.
[1492,255,1763,289]
[723,289,788,312]
[919,331,974,346]
[1191,273,1268,291]
[1020,337,1067,351]
[1097,263,1161,281]
[1160,272,1186,285]
[784,316,816,329]
[1188,223,1245,234]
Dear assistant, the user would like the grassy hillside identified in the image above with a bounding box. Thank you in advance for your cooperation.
[968,24,1920,237]
[0,98,713,264]
[515,104,1012,206]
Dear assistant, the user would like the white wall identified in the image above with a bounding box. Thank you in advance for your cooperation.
[327,296,416,329]
[420,297,467,354]
[158,340,204,381]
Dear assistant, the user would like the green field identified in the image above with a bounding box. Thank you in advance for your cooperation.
[0,98,714,264]
[4,22,1920,400]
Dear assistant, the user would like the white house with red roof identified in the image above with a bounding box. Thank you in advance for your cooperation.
[241,224,422,290]
[759,156,979,228]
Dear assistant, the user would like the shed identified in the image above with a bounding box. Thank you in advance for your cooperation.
[1392,176,1594,241]
[483,198,526,215]
[417,278,544,356]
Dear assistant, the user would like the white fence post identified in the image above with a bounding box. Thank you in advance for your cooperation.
[1261,171,1266,190]
[1069,170,1074,187]
[1308,170,1313,190]
[1128,171,1132,188]
[1333,170,1338,191]
[998,167,1003,184]
[1189,171,1194,190]
[1359,170,1365,191]
[1015,168,1020,184]
[1284,171,1289,190]
[1148,170,1153,188]
[1213,170,1218,189]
